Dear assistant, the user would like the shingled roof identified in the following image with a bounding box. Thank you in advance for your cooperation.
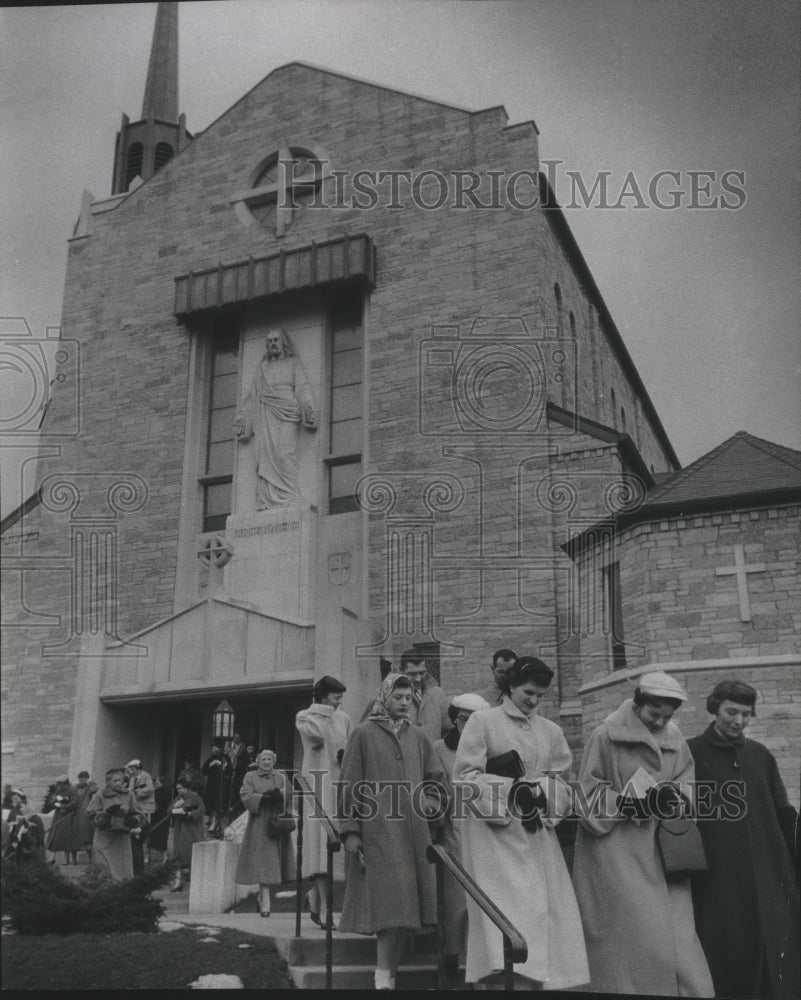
[561,431,801,558]
[639,431,801,515]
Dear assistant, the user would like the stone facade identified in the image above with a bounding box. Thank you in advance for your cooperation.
[4,61,796,810]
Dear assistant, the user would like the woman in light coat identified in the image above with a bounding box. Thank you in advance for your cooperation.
[295,674,352,928]
[571,671,713,996]
[453,656,589,991]
[234,749,294,916]
[339,672,449,990]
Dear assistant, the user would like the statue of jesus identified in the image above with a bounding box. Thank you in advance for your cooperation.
[234,328,317,509]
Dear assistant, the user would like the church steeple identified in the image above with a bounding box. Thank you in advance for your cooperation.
[111,2,191,195]
[141,1,179,123]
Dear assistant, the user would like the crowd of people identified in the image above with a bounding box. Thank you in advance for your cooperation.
[293,652,799,995]
[2,653,798,996]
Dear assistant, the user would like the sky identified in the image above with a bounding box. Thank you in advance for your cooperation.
[1,0,799,515]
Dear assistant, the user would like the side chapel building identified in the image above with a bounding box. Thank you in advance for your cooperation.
[2,5,799,803]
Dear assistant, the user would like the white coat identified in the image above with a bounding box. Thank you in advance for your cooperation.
[295,702,352,878]
[453,700,590,988]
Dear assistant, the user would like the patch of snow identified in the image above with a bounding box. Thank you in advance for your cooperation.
[188,974,244,989]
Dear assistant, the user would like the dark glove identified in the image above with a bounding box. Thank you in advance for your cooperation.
[105,802,123,816]
[261,790,282,808]
[617,792,650,821]
[509,781,547,833]
[336,748,344,767]
[646,783,682,819]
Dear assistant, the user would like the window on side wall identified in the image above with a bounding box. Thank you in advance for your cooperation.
[326,295,363,514]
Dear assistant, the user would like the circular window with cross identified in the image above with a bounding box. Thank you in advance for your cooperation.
[231,145,331,237]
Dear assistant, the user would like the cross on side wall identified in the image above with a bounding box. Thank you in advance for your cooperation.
[715,543,766,622]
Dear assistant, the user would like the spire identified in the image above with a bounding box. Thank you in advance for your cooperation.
[110,1,191,195]
[141,2,179,122]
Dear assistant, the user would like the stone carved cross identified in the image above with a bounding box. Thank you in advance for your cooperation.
[715,543,766,622]
[231,147,328,237]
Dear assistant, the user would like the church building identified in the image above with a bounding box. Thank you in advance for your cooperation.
[2,4,798,803]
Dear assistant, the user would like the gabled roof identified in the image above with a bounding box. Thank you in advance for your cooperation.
[561,431,801,558]
[639,431,801,514]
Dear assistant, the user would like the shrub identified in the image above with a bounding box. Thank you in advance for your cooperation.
[1,859,172,935]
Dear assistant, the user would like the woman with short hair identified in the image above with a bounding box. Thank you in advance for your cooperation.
[295,674,352,929]
[572,672,713,996]
[453,656,589,990]
[234,749,294,916]
[688,679,799,1000]
[168,778,205,891]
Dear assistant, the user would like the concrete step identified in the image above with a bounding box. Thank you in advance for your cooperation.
[276,929,437,968]
[289,962,452,990]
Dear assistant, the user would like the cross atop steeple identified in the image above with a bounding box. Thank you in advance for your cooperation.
[111,1,190,195]
[142,2,179,123]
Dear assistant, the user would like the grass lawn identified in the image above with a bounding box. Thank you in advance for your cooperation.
[1,926,295,991]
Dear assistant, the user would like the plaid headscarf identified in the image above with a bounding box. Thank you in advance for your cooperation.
[368,672,412,733]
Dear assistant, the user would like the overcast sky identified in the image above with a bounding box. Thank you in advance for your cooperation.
[1,0,799,514]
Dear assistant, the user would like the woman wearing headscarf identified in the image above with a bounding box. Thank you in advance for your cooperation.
[234,749,294,917]
[2,789,45,865]
[86,767,144,881]
[338,672,449,991]
[688,679,799,1000]
[295,674,353,928]
[431,692,490,985]
[168,778,206,891]
[453,656,589,990]
[572,671,713,996]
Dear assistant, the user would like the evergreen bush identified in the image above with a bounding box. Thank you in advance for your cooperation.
[1,859,172,935]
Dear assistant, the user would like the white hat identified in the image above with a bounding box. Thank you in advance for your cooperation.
[125,759,142,769]
[451,693,491,712]
[636,671,687,702]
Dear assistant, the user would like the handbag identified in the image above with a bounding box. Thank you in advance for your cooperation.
[485,749,525,779]
[266,811,296,839]
[656,815,708,878]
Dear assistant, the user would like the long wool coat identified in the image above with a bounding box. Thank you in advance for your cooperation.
[86,785,141,881]
[688,725,800,1000]
[42,782,77,853]
[170,788,206,868]
[295,702,352,878]
[453,701,589,989]
[234,770,294,885]
[73,782,98,846]
[337,718,448,934]
[572,700,713,997]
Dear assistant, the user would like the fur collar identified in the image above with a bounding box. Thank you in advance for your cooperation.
[604,698,684,753]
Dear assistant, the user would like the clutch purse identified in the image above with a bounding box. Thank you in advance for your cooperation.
[656,816,708,878]
[266,812,296,839]
[485,749,525,779]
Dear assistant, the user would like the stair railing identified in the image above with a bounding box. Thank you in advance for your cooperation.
[426,843,528,990]
[292,773,341,990]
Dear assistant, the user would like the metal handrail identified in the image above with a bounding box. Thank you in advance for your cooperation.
[426,843,527,990]
[292,773,341,991]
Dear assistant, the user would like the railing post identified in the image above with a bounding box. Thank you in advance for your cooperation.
[294,779,304,939]
[435,856,446,989]
[503,935,514,991]
[325,842,335,990]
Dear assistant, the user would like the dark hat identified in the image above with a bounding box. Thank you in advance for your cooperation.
[313,675,347,700]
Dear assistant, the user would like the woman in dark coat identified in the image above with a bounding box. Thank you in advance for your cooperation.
[168,780,206,891]
[688,680,800,1000]
[2,790,45,865]
[338,672,448,991]
[148,775,172,856]
[234,749,294,916]
[201,746,232,833]
[42,775,78,863]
